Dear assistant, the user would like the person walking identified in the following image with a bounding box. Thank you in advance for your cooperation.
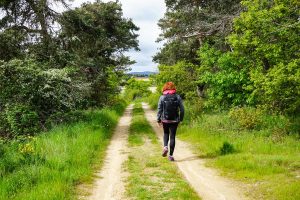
[157,82,184,161]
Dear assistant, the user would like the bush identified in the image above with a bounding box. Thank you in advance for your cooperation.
[45,111,87,129]
[0,59,90,137]
[184,97,204,123]
[124,78,151,101]
[154,62,198,98]
[229,107,263,130]
[0,112,10,137]
[219,141,236,155]
[5,104,40,136]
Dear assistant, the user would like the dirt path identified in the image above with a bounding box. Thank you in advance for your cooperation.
[142,102,247,200]
[86,104,133,200]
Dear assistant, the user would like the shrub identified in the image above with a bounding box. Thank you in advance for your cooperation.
[219,141,236,155]
[154,62,198,98]
[5,104,40,136]
[229,107,263,130]
[124,78,151,101]
[0,59,90,137]
[0,112,10,137]
[45,111,87,129]
[184,96,204,122]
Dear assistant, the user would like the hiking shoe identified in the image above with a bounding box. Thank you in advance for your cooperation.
[168,155,175,161]
[162,146,168,157]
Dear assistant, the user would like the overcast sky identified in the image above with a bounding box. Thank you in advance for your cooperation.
[70,0,166,72]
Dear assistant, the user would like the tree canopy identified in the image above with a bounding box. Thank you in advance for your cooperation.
[154,0,300,114]
[0,1,139,137]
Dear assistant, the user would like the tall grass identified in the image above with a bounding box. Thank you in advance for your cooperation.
[144,92,160,110]
[0,101,126,200]
[178,112,300,199]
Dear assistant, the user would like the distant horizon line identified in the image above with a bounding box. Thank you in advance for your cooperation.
[127,71,158,73]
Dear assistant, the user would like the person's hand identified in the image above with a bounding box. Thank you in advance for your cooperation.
[158,122,162,127]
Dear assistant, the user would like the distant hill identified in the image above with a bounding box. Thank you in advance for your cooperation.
[128,71,157,77]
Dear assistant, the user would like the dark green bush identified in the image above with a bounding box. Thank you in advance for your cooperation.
[5,104,40,136]
[0,59,89,137]
[219,141,236,155]
[45,110,87,129]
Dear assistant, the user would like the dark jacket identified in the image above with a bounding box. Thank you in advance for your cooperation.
[157,94,184,123]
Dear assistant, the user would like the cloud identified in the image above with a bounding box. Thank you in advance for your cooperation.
[70,0,166,72]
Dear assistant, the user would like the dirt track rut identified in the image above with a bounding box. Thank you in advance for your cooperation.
[86,104,133,200]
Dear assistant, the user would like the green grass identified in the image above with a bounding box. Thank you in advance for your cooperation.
[178,113,300,200]
[146,91,300,199]
[143,92,160,110]
[125,103,200,200]
[0,102,126,200]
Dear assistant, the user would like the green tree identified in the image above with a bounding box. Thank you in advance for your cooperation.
[197,44,252,108]
[228,0,300,113]
[59,1,139,106]
[154,0,242,65]
[0,0,69,60]
[155,62,198,98]
[0,59,89,136]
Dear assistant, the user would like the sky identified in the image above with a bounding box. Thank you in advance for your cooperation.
[70,0,166,72]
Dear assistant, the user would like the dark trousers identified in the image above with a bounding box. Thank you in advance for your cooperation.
[163,122,178,156]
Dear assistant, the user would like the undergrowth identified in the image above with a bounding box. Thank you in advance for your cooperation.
[0,101,126,200]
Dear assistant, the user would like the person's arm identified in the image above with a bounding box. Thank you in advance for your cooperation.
[178,95,184,122]
[157,96,163,123]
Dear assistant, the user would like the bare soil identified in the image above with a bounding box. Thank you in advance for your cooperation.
[85,104,133,200]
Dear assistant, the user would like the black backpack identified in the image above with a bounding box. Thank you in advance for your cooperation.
[163,94,179,120]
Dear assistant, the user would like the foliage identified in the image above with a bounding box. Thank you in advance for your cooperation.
[154,0,242,65]
[227,0,300,114]
[154,62,198,98]
[0,0,68,60]
[229,107,263,130]
[197,44,252,108]
[124,78,151,101]
[0,102,126,199]
[0,29,25,61]
[0,59,89,136]
[250,59,300,114]
[5,104,40,137]
[153,39,200,65]
[155,0,300,114]
[59,1,139,106]
[0,1,139,136]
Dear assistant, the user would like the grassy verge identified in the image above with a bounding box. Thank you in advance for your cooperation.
[146,94,300,199]
[0,101,126,200]
[178,113,300,200]
[124,103,200,199]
